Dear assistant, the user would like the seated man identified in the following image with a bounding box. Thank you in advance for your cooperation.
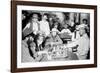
[61,24,71,34]
[53,23,60,33]
[25,34,44,62]
[35,32,45,51]
[45,28,63,46]
[67,25,90,60]
[59,24,72,43]
[21,35,36,62]
[33,32,47,62]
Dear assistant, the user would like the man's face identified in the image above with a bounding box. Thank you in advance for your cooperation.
[49,17,52,21]
[54,24,58,28]
[32,17,38,22]
[79,28,85,36]
[52,31,57,37]
[70,20,74,27]
[65,24,68,29]
[29,36,34,42]
[32,14,38,22]
[25,37,29,41]
[37,36,44,44]
[83,20,87,24]
[43,15,47,20]
[22,14,26,20]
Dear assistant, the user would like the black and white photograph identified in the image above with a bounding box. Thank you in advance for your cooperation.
[21,10,90,62]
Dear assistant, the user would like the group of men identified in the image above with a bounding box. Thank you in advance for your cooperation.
[22,13,90,62]
[23,14,50,37]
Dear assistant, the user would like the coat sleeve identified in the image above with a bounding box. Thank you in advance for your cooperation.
[67,40,78,48]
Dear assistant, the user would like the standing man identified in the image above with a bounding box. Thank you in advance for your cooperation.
[81,19,90,37]
[39,14,50,37]
[23,13,40,36]
[67,25,90,60]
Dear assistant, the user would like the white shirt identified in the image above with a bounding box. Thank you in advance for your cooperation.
[67,33,90,56]
[39,20,50,36]
[32,22,39,34]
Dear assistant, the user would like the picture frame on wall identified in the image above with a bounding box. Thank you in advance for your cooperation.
[11,1,97,72]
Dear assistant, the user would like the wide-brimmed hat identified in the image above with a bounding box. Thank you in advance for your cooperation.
[77,24,87,30]
[51,28,59,33]
[32,14,38,19]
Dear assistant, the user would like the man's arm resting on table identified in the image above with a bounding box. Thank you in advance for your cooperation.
[67,41,78,48]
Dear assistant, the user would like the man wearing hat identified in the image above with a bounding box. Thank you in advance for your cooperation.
[45,28,63,46]
[23,13,40,37]
[67,24,90,60]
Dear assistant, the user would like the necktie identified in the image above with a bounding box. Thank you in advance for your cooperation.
[74,31,76,39]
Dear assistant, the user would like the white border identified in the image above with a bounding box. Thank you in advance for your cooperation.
[17,5,94,68]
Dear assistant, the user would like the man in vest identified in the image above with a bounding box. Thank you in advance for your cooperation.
[67,24,90,60]
[23,13,40,37]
